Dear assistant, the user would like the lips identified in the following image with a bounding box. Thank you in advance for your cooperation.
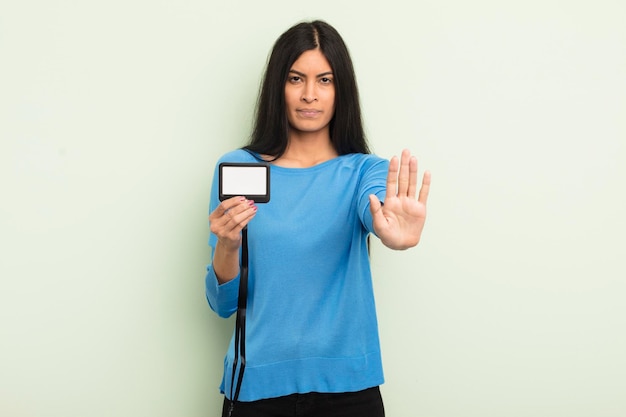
[297,109,322,118]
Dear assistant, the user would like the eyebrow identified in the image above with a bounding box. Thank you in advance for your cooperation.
[289,69,334,78]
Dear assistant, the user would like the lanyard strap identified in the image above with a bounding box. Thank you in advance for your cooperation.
[228,226,248,416]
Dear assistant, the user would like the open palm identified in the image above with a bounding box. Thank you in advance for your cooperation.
[369,149,431,250]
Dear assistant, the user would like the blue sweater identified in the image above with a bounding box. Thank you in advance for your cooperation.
[205,149,389,401]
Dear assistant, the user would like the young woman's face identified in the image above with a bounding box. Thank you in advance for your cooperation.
[284,49,335,138]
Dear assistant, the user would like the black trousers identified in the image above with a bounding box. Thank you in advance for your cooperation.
[221,386,385,417]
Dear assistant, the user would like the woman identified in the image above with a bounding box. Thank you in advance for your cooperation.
[206,20,431,417]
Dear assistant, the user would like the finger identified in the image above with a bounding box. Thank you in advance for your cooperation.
[228,202,257,228]
[214,197,250,223]
[219,196,246,214]
[385,155,399,201]
[407,155,418,199]
[369,194,383,215]
[368,194,386,232]
[210,200,257,239]
[397,149,411,196]
[210,197,249,226]
[417,170,431,205]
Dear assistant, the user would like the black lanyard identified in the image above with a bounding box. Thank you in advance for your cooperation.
[228,226,249,417]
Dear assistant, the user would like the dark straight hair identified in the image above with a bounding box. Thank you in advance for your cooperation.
[244,20,370,159]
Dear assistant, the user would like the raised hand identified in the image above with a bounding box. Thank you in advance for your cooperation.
[209,196,257,283]
[369,149,431,250]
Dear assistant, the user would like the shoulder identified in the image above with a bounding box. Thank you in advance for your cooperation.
[338,153,389,171]
[216,149,261,164]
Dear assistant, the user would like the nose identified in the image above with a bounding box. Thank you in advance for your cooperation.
[301,82,317,103]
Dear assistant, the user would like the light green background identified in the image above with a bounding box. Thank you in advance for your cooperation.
[1,1,625,416]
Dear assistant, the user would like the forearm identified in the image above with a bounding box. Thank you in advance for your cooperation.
[212,241,241,284]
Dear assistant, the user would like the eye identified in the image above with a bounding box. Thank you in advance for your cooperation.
[320,77,333,84]
[288,76,302,83]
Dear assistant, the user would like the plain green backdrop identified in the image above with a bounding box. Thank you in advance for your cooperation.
[1,0,625,416]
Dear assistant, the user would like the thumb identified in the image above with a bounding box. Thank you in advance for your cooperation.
[369,195,388,237]
[369,194,383,216]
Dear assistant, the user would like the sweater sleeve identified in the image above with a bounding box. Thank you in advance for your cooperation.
[356,155,389,235]
[204,151,249,318]
[205,265,240,318]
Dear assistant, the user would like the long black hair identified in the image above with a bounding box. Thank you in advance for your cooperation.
[244,20,370,159]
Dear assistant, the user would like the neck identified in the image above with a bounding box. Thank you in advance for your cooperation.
[274,130,338,168]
